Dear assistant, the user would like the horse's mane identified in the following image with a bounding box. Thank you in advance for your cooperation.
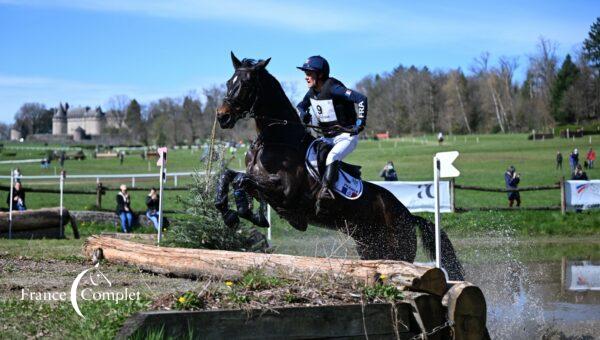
[241,58,299,121]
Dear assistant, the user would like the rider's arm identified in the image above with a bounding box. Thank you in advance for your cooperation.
[330,85,368,131]
[296,93,312,124]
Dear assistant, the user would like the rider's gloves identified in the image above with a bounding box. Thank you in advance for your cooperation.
[350,119,364,135]
[301,112,312,125]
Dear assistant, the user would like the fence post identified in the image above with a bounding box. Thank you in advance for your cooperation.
[450,178,455,213]
[132,177,135,188]
[96,182,103,209]
[560,177,566,215]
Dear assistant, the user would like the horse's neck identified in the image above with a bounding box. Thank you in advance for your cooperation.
[254,73,304,145]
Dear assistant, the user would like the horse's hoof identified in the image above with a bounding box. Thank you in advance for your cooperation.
[223,210,240,229]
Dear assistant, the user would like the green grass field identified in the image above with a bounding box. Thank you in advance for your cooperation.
[1,133,598,235]
[1,135,598,339]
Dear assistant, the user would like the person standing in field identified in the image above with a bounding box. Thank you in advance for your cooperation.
[379,161,398,181]
[504,165,521,207]
[556,151,563,170]
[572,164,589,180]
[145,188,160,231]
[437,132,444,145]
[116,184,133,233]
[6,181,26,211]
[569,148,579,172]
[587,147,596,169]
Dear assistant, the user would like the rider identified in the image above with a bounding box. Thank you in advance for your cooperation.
[296,55,368,211]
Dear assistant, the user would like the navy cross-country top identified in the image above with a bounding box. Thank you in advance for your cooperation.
[296,77,368,137]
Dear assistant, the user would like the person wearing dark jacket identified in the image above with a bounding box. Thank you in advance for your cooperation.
[116,184,133,232]
[572,165,589,180]
[504,166,521,207]
[145,188,160,231]
[379,161,398,181]
[6,181,26,211]
[296,55,368,214]
[556,151,563,170]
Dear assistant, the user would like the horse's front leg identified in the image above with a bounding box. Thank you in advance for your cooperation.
[231,173,272,228]
[214,168,241,228]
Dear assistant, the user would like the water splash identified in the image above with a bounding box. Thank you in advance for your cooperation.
[461,227,547,339]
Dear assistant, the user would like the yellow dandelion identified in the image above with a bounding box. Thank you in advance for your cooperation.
[225,281,234,287]
[178,296,186,303]
[380,274,388,280]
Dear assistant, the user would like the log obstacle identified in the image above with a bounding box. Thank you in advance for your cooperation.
[83,235,446,296]
[0,207,79,239]
[84,235,489,339]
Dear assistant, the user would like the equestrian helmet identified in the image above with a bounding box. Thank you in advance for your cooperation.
[297,56,330,78]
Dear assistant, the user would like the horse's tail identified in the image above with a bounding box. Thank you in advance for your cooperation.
[413,215,465,281]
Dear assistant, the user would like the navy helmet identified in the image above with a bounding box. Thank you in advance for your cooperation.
[297,56,330,78]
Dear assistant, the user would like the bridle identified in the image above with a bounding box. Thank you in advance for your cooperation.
[222,67,263,121]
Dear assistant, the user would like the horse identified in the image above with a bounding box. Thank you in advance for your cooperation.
[214,53,464,280]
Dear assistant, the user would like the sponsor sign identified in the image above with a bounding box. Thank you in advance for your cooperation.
[372,181,452,213]
[565,180,600,211]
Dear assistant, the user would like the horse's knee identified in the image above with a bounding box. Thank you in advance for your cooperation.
[234,189,251,218]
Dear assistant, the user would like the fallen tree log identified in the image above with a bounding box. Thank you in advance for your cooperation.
[0,207,79,239]
[83,235,447,296]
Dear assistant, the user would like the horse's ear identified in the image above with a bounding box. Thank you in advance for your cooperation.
[255,57,271,70]
[231,51,242,69]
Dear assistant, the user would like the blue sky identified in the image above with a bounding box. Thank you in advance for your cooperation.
[0,0,597,123]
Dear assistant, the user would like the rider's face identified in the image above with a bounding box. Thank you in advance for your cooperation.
[304,71,318,88]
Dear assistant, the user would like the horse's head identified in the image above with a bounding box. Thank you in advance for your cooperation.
[217,52,271,129]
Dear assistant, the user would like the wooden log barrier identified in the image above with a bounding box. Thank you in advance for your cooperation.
[0,207,79,239]
[83,235,447,296]
[443,282,490,340]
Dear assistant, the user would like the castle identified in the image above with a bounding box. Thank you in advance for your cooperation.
[52,102,110,138]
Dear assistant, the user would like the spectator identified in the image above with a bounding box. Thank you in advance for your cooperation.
[116,184,133,233]
[145,188,160,231]
[504,165,521,207]
[587,147,596,169]
[556,151,563,170]
[437,132,444,145]
[572,164,589,180]
[59,152,65,167]
[6,181,26,211]
[379,161,398,181]
[119,151,125,165]
[13,168,22,183]
[569,148,579,172]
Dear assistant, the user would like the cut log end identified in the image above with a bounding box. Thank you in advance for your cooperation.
[443,282,489,340]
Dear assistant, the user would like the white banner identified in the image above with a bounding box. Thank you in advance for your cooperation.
[371,181,452,213]
[565,180,600,211]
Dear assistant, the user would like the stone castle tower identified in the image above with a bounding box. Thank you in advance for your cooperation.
[52,102,68,135]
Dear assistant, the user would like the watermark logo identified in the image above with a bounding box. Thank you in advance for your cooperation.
[21,263,141,318]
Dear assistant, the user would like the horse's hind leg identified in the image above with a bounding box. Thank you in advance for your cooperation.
[214,168,241,228]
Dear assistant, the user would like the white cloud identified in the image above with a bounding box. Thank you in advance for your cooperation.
[0,0,370,33]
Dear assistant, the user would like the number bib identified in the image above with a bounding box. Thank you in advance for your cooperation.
[310,98,338,123]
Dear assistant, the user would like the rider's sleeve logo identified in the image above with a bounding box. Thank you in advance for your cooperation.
[358,101,365,117]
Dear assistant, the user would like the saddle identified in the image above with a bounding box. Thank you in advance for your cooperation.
[305,139,363,200]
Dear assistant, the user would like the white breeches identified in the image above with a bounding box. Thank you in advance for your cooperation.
[320,133,358,165]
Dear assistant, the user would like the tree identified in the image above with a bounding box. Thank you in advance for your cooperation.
[550,55,580,123]
[105,95,129,129]
[583,17,600,68]
[13,103,53,137]
[182,95,203,144]
[125,99,145,143]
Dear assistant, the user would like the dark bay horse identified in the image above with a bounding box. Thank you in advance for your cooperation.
[214,53,464,280]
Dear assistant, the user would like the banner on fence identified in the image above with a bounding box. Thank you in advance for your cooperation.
[565,180,600,211]
[371,181,452,213]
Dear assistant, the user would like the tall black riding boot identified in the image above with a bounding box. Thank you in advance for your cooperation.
[316,161,339,215]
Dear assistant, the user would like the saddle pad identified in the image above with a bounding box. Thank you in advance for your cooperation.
[305,139,363,200]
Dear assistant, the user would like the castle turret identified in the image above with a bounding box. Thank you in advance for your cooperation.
[52,102,68,135]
